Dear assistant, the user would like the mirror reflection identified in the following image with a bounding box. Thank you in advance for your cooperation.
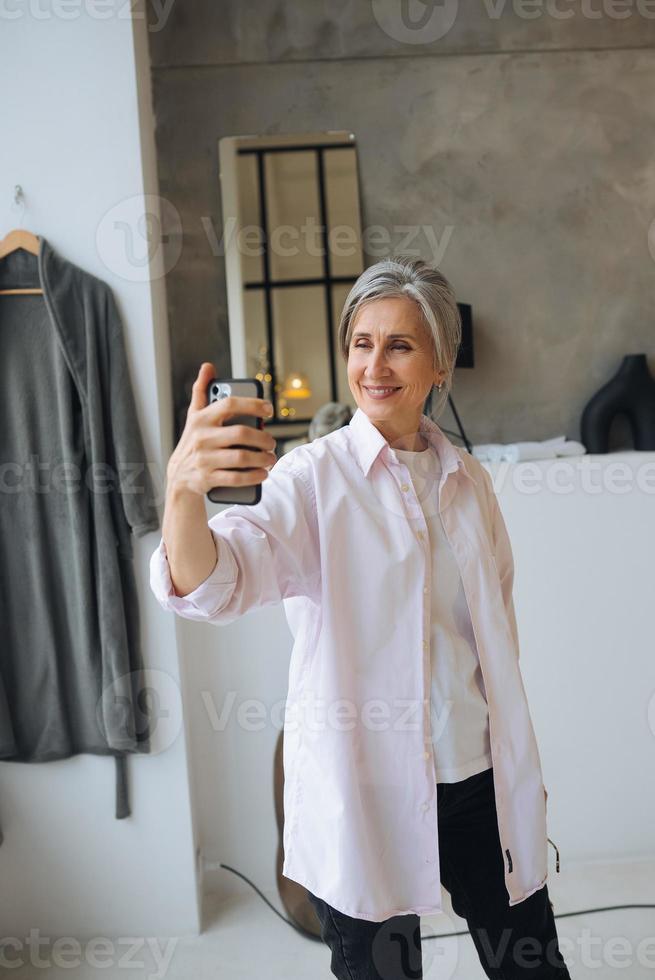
[220,131,364,446]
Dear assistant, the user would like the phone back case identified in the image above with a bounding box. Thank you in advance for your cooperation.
[206,377,265,506]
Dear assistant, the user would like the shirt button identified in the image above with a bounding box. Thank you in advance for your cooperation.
[423,586,429,594]
[417,530,424,540]
[421,802,430,812]
[423,641,428,650]
[423,751,430,760]
[400,483,410,492]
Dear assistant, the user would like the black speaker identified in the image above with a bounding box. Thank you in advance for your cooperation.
[456,302,473,369]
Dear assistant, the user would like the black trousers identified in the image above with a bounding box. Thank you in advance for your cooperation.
[306,766,571,980]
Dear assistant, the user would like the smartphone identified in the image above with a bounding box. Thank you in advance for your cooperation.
[206,377,267,506]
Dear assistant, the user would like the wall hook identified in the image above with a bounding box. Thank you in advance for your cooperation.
[11,185,26,226]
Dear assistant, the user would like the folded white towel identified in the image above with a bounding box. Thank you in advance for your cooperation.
[472,437,586,463]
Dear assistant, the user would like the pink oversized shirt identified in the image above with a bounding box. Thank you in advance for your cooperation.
[149,406,553,922]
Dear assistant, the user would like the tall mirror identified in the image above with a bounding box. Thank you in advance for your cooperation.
[218,131,365,447]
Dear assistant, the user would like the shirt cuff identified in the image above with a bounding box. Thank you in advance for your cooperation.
[149,530,238,618]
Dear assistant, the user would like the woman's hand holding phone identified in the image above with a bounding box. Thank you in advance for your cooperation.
[166,362,277,499]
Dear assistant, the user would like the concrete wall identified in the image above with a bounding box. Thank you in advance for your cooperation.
[147,0,655,446]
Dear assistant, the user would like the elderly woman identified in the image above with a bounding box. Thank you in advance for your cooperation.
[150,257,571,980]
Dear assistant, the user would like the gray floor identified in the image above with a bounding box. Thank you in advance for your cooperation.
[2,859,653,978]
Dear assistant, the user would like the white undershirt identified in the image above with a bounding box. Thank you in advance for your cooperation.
[394,444,492,784]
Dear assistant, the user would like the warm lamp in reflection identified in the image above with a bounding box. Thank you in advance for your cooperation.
[281,372,312,399]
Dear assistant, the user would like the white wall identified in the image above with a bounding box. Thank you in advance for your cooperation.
[0,1,200,938]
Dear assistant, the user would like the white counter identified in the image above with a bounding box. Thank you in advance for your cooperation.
[479,451,655,865]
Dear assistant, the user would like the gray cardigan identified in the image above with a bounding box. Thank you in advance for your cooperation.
[0,236,160,843]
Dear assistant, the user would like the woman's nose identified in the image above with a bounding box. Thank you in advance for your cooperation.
[368,348,390,374]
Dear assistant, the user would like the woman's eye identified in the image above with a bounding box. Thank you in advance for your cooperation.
[354,343,409,351]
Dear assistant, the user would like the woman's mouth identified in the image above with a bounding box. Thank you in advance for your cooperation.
[363,386,401,400]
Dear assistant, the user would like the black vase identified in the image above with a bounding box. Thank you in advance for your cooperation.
[581,354,655,453]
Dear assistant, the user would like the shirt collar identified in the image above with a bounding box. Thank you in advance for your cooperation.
[347,406,478,485]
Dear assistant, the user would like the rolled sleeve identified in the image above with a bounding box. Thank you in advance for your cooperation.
[148,449,319,627]
[149,531,238,621]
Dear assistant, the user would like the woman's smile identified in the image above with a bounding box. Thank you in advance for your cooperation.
[346,296,446,442]
[362,385,401,400]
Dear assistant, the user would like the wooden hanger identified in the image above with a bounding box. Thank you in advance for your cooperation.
[0,229,43,295]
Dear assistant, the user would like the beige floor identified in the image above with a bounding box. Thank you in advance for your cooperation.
[2,860,653,979]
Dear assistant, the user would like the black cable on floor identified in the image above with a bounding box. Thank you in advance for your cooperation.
[420,903,655,940]
[217,863,655,942]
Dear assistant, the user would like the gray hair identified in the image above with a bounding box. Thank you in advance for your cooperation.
[337,255,462,418]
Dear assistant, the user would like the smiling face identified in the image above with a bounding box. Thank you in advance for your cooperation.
[346,296,447,446]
